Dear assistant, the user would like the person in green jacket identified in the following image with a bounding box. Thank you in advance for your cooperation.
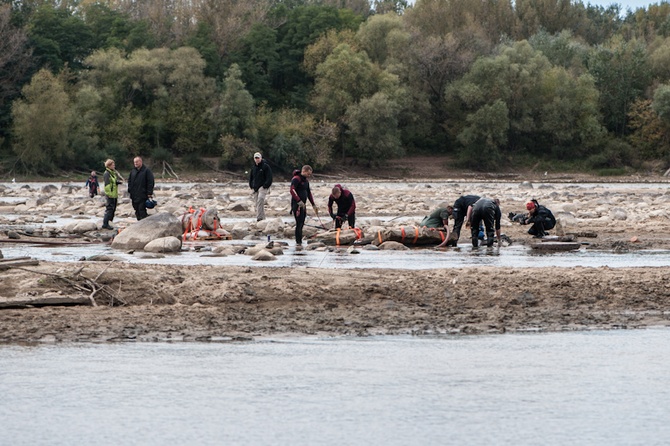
[102,159,123,230]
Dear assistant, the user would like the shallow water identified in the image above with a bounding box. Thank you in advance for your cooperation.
[2,329,670,445]
[2,238,670,269]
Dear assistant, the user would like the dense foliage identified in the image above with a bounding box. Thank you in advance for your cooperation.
[2,0,670,175]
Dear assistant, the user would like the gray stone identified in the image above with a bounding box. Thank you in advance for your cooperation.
[64,221,98,234]
[143,236,182,253]
[251,249,276,261]
[378,241,410,250]
[111,213,182,250]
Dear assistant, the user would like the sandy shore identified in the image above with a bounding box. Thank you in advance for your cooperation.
[1,174,670,342]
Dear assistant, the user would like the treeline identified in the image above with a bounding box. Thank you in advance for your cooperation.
[2,0,670,175]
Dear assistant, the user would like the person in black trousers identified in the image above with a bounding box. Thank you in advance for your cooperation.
[128,156,155,221]
[290,165,318,249]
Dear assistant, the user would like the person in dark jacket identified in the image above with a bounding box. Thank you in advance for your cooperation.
[290,165,318,249]
[466,197,502,248]
[436,194,481,247]
[128,156,155,221]
[85,171,100,198]
[520,199,556,238]
[449,195,481,242]
[328,184,356,229]
[249,152,273,221]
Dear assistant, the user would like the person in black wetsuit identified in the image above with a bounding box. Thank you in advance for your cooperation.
[328,184,356,229]
[466,197,502,248]
[290,165,318,249]
[520,199,556,238]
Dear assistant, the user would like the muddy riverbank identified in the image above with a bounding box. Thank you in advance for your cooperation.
[0,262,669,343]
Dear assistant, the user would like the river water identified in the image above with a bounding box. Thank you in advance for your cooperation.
[2,329,670,445]
[2,238,670,269]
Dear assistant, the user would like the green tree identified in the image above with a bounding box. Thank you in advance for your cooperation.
[11,69,73,172]
[346,92,404,163]
[629,97,669,160]
[0,4,33,142]
[446,40,605,162]
[216,64,257,166]
[272,4,363,107]
[457,99,508,170]
[310,43,383,156]
[218,63,256,139]
[648,36,670,82]
[27,3,93,72]
[259,108,337,170]
[587,37,651,136]
[528,29,589,74]
[229,23,280,105]
[80,46,216,156]
[355,13,403,66]
[83,2,156,52]
[310,43,379,122]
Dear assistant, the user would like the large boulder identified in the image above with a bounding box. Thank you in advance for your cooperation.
[111,213,182,250]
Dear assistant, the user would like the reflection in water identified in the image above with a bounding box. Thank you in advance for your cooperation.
[2,330,670,445]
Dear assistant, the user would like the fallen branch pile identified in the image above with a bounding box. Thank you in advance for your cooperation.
[1,263,127,309]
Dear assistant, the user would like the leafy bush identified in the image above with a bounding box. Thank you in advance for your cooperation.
[151,147,174,164]
[219,134,257,169]
[587,139,636,169]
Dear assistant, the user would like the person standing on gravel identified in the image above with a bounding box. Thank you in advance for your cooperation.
[290,165,318,249]
[102,160,122,230]
[128,156,154,221]
[249,152,273,221]
[466,197,501,248]
[327,184,356,229]
[85,171,100,198]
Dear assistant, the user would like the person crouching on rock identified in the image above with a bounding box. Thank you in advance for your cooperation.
[421,205,452,246]
[520,199,556,238]
[290,165,318,249]
[328,184,356,229]
[466,197,501,248]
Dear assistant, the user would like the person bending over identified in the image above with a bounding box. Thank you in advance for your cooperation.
[328,184,356,229]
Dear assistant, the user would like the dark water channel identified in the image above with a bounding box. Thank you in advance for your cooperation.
[2,329,670,445]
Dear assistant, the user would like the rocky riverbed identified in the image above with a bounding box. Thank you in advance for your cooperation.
[1,175,669,342]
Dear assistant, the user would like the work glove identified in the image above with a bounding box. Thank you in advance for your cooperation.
[297,201,306,209]
[313,205,319,215]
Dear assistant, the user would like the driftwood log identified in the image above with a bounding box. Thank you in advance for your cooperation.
[0,257,40,270]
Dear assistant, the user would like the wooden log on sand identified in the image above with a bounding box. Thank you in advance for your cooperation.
[0,294,91,309]
[0,258,40,270]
